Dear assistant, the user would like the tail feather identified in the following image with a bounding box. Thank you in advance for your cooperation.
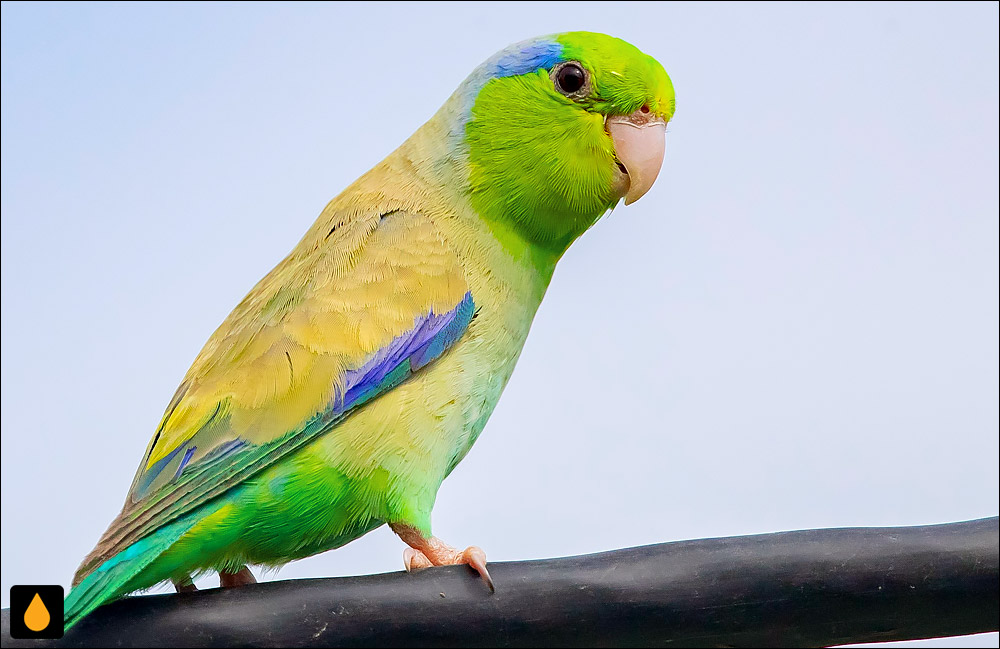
[64,512,199,630]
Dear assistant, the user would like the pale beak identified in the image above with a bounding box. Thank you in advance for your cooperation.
[607,110,666,205]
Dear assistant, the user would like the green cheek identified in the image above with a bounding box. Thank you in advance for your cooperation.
[466,73,617,257]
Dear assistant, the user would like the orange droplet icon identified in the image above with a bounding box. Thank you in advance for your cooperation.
[24,593,51,632]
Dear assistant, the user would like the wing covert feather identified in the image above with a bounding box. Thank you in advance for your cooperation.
[76,209,472,583]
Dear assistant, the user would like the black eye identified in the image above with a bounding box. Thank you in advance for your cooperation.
[554,62,587,95]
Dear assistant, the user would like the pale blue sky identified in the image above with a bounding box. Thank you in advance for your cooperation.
[2,3,997,646]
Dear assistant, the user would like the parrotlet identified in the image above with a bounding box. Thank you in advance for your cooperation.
[66,31,674,628]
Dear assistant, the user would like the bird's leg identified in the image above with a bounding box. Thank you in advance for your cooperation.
[172,576,197,593]
[219,566,257,588]
[390,522,494,592]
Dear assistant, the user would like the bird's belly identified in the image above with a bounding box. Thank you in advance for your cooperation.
[307,323,521,533]
[148,307,529,577]
[130,454,388,585]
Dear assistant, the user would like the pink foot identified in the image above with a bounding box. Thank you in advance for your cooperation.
[391,523,494,592]
[219,566,256,588]
[173,578,197,593]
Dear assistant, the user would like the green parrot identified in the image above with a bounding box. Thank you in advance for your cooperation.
[66,31,674,628]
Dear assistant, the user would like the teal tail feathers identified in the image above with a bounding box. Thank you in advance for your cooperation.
[64,512,199,630]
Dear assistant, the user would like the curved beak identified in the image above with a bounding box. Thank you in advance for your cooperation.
[607,110,666,205]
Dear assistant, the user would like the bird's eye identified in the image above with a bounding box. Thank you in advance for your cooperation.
[553,62,587,96]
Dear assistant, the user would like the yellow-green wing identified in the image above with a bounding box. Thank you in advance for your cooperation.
[75,208,472,582]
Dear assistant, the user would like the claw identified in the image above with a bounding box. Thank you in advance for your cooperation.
[460,546,494,593]
[403,547,417,571]
[403,547,433,571]
[390,522,495,593]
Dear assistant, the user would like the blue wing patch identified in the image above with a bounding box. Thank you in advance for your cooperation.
[133,291,476,497]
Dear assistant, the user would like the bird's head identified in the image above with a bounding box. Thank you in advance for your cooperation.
[450,32,674,256]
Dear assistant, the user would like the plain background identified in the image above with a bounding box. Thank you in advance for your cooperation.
[2,3,997,647]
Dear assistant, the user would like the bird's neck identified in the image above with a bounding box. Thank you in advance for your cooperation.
[394,98,563,295]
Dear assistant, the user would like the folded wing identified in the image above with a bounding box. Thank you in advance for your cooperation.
[74,209,473,584]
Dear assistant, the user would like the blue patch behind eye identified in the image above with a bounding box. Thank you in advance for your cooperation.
[445,36,565,149]
[489,40,563,78]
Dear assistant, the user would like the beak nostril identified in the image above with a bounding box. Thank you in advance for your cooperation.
[640,104,650,114]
